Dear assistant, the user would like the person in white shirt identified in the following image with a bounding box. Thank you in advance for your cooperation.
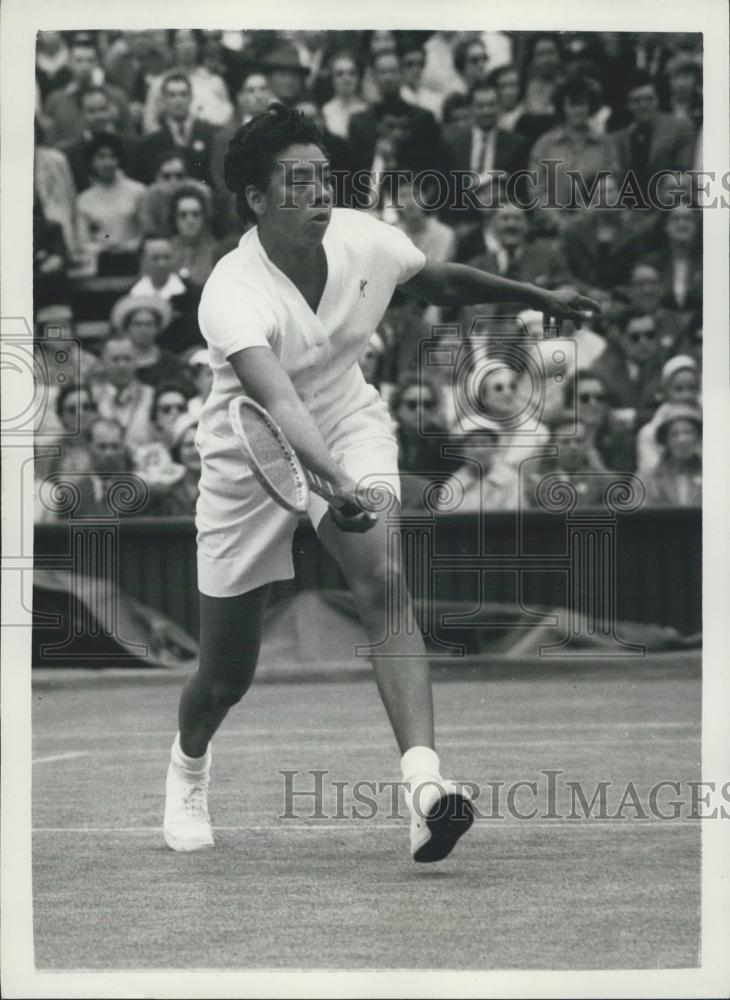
[321,52,366,139]
[161,102,599,863]
[130,238,187,300]
[92,334,155,449]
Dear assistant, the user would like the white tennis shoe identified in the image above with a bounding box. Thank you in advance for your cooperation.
[163,748,214,852]
[406,776,474,863]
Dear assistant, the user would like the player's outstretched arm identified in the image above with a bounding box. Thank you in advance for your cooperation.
[400,262,601,324]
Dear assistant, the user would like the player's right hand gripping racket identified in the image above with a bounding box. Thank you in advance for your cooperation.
[228,395,373,522]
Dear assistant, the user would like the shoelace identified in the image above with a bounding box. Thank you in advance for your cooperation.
[183,782,210,820]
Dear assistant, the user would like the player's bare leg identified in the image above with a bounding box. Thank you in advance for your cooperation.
[164,584,269,852]
[316,504,473,861]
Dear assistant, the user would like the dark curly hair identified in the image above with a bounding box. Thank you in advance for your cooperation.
[223,102,327,223]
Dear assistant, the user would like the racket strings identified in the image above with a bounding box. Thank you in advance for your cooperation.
[238,407,306,508]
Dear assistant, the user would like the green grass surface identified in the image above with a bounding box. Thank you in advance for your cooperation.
[32,667,701,970]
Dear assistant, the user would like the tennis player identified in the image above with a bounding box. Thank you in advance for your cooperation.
[163,104,598,861]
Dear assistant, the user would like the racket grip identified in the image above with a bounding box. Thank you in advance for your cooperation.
[335,499,367,519]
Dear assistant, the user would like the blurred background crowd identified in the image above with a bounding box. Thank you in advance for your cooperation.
[33,28,703,520]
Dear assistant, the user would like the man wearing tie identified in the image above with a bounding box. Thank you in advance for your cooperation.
[443,81,526,222]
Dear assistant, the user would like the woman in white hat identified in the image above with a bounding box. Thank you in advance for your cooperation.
[635,355,700,474]
[642,403,701,507]
[110,294,191,389]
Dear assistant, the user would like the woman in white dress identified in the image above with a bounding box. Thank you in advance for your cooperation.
[163,103,597,862]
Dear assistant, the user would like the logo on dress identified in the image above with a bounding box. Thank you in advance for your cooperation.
[359,279,368,298]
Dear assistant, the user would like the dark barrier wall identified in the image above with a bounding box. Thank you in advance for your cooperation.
[34,509,701,640]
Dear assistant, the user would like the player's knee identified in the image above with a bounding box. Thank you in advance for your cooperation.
[208,675,252,709]
[349,559,402,611]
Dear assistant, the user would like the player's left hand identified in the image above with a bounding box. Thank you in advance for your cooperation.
[542,289,602,325]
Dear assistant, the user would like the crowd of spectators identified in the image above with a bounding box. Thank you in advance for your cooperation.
[32,28,703,521]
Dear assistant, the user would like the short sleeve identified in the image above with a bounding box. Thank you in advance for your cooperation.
[365,215,427,285]
[198,273,273,359]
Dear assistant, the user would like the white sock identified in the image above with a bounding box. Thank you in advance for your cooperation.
[400,745,441,783]
[171,732,210,779]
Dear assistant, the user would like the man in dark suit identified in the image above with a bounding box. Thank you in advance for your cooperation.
[133,73,218,189]
[60,86,139,192]
[612,71,696,202]
[443,81,526,222]
[347,50,442,174]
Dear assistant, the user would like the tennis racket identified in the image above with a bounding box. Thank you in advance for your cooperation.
[228,395,370,519]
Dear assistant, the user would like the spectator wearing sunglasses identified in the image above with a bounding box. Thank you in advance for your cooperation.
[322,53,367,140]
[451,37,490,96]
[150,381,193,449]
[595,312,665,423]
[400,37,443,120]
[563,371,636,473]
[168,186,222,290]
[139,152,212,239]
[390,377,457,507]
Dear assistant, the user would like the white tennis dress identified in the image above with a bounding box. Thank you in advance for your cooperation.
[195,208,426,597]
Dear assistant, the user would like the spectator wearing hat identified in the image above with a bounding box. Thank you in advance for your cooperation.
[642,403,701,507]
[636,355,700,474]
[139,152,213,239]
[186,349,214,418]
[612,71,696,203]
[42,38,131,147]
[260,40,309,106]
[76,132,145,275]
[92,334,155,449]
[142,30,233,133]
[135,73,218,186]
[110,295,190,389]
[322,53,367,140]
[528,74,619,209]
